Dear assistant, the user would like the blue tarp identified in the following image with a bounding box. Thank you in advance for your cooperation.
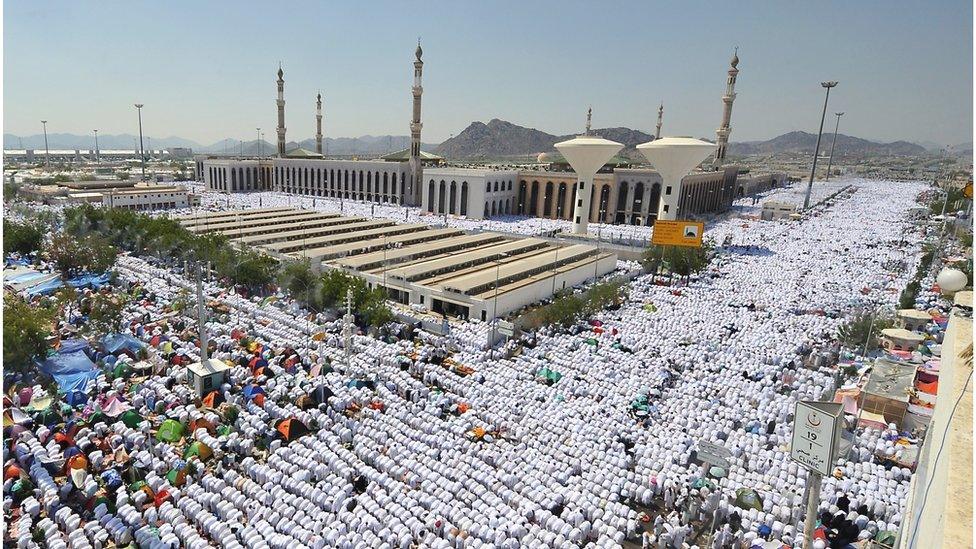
[24,277,64,297]
[58,339,91,355]
[101,334,146,355]
[36,350,99,395]
[7,271,45,284]
[67,273,112,290]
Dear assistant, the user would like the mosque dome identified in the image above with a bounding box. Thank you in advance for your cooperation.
[730,50,739,68]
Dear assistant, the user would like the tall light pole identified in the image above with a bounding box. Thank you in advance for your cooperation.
[256,128,261,159]
[134,104,146,181]
[824,112,844,182]
[93,129,100,163]
[802,81,838,209]
[40,120,50,168]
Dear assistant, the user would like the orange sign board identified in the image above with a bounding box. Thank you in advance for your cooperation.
[651,220,705,248]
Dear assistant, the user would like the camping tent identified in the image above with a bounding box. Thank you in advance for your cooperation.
[36,347,99,396]
[156,419,185,443]
[734,488,763,511]
[101,334,146,355]
[184,441,213,461]
[275,418,309,442]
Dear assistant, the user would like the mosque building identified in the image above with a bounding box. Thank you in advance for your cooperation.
[196,47,784,224]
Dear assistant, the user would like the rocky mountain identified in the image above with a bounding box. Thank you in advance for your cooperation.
[728,131,926,157]
[435,119,654,159]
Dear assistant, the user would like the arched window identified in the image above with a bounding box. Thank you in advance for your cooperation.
[460,182,468,216]
[491,201,497,216]
[616,181,629,224]
[486,181,491,194]
[556,183,567,219]
[543,182,554,217]
[427,180,436,212]
[383,172,389,201]
[529,181,540,213]
[484,202,490,217]
[438,180,446,213]
[231,168,237,191]
[599,185,611,222]
[449,181,457,214]
[648,183,662,225]
[632,182,645,225]
[505,198,510,214]
[517,181,527,214]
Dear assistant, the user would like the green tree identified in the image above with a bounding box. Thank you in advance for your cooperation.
[86,292,130,338]
[837,311,893,353]
[46,232,118,277]
[279,259,321,309]
[3,220,44,256]
[3,294,54,374]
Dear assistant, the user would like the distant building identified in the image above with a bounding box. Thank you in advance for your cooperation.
[21,181,189,210]
[421,168,519,219]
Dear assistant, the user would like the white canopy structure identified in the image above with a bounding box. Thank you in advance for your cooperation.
[636,137,716,221]
[555,135,623,234]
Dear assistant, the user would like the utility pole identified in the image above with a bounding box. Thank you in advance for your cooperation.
[41,120,50,168]
[343,288,355,372]
[196,263,209,362]
[256,128,261,159]
[134,104,147,181]
[824,112,844,182]
[93,129,100,163]
[802,473,822,549]
[802,81,838,209]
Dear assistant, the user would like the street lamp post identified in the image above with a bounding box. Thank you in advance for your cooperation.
[824,112,845,182]
[41,120,50,168]
[93,129,100,163]
[134,104,147,181]
[802,81,838,210]
[256,128,261,159]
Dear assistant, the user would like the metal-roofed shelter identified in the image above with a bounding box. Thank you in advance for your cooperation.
[295,228,466,263]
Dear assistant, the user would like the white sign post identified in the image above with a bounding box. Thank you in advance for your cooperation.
[792,400,843,549]
[698,441,732,471]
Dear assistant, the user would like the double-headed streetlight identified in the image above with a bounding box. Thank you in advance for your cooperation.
[40,120,50,167]
[134,104,146,181]
[802,81,838,210]
[824,112,845,182]
[256,128,262,159]
[93,129,100,163]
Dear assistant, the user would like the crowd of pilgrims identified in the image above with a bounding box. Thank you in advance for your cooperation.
[4,179,932,548]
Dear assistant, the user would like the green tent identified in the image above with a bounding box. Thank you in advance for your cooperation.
[734,488,763,511]
[113,362,134,379]
[643,303,657,312]
[184,440,213,461]
[537,367,563,383]
[875,531,896,545]
[121,410,143,429]
[88,411,108,426]
[166,467,187,487]
[691,478,716,490]
[35,408,63,425]
[584,338,598,346]
[156,419,184,442]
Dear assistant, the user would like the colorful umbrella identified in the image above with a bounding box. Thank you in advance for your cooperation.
[184,440,213,461]
[275,418,309,442]
[156,419,184,443]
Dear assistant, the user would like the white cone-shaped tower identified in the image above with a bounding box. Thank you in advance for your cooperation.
[637,137,716,221]
[556,135,623,234]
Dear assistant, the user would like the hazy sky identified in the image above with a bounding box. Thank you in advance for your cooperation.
[4,0,972,146]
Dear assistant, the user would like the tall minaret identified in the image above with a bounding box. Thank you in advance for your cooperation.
[315,92,324,155]
[655,102,664,140]
[276,64,286,156]
[408,40,424,205]
[714,48,739,166]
